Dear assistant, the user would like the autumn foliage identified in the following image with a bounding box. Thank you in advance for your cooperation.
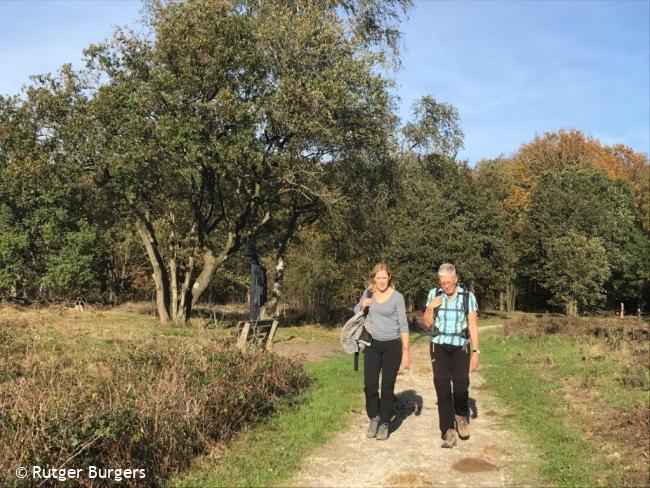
[503,129,649,216]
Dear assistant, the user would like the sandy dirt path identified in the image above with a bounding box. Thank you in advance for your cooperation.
[287,340,540,487]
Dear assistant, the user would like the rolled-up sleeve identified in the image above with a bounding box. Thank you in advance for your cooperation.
[353,289,368,314]
[469,292,479,312]
[396,293,409,334]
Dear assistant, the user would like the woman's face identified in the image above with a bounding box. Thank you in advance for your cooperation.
[373,270,390,292]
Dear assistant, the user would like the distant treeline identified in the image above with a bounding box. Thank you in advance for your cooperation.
[0,0,647,321]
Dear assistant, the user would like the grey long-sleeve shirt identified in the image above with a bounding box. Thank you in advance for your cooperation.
[354,289,409,341]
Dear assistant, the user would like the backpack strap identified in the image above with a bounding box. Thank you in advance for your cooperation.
[462,284,470,340]
[363,288,373,317]
[429,287,441,340]
[433,284,471,340]
[462,284,469,317]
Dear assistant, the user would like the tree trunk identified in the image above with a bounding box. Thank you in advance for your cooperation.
[136,221,171,324]
[177,256,194,324]
[499,280,516,312]
[565,298,578,317]
[191,232,236,305]
[170,258,178,321]
[135,201,264,325]
[261,255,284,320]
[169,258,195,325]
[260,212,298,320]
[505,280,516,312]
[190,248,219,306]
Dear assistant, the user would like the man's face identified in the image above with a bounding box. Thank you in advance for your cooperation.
[438,274,458,296]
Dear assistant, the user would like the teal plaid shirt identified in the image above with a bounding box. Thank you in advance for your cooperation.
[425,285,478,346]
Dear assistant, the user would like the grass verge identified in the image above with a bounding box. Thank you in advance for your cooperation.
[481,318,649,487]
[170,353,363,487]
[481,333,603,486]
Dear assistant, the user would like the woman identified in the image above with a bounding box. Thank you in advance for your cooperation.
[354,263,410,440]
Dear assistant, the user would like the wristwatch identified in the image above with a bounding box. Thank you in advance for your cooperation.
[472,349,480,354]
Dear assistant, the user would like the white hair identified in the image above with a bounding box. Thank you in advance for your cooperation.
[438,263,457,277]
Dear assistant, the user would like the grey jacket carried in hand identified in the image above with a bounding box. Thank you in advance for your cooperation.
[340,311,372,354]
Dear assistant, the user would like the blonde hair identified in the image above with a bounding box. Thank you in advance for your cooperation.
[367,263,393,292]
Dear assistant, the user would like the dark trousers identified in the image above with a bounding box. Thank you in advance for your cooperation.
[430,343,470,437]
[363,338,402,424]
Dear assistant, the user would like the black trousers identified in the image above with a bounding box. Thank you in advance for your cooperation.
[363,338,402,424]
[430,343,470,437]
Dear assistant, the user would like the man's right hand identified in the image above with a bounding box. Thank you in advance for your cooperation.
[430,295,443,309]
[423,295,442,328]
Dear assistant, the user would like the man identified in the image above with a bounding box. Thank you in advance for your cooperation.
[423,263,480,448]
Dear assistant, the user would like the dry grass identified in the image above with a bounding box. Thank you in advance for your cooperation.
[504,313,649,343]
[501,314,650,487]
[0,305,309,487]
[115,301,158,316]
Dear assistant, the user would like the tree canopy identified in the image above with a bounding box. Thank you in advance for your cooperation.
[1,1,647,320]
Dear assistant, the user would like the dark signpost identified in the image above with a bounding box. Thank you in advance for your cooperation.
[245,238,267,321]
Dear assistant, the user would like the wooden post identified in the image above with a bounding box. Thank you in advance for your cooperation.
[265,319,279,351]
[620,302,624,319]
[236,321,251,350]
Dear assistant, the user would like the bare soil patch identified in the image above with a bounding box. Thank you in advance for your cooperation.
[272,336,340,361]
[452,457,499,473]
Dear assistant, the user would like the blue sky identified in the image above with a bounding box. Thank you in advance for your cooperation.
[395,0,650,162]
[1,0,648,163]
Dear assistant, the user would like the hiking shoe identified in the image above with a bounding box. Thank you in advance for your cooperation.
[366,416,380,438]
[376,422,390,440]
[441,428,457,448]
[455,415,470,440]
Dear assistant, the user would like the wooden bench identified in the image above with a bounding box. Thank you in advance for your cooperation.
[235,319,279,351]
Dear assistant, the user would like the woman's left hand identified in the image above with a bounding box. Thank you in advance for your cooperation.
[470,351,479,371]
[400,350,410,370]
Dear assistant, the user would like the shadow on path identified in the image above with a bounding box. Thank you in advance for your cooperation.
[469,396,478,419]
[390,389,423,433]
